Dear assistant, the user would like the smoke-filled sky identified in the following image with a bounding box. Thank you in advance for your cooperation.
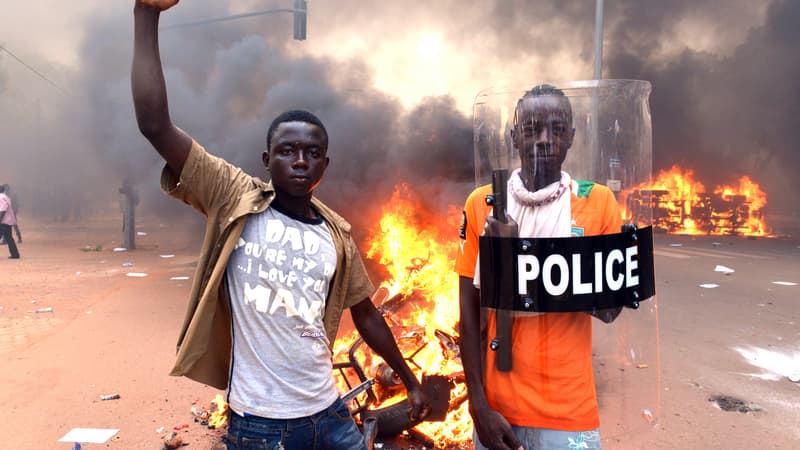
[1,0,797,235]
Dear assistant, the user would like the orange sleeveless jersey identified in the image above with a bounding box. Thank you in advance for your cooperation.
[454,181,623,431]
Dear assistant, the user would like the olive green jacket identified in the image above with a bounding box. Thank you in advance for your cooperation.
[160,141,374,390]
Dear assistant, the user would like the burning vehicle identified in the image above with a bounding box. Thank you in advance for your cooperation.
[622,166,772,236]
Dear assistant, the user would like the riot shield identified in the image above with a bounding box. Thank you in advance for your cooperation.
[471,80,658,443]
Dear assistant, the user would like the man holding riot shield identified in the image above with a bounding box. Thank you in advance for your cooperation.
[456,84,655,450]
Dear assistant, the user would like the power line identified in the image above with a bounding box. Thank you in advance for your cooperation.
[0,44,66,93]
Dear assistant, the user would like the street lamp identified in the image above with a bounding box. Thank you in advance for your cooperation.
[161,1,308,41]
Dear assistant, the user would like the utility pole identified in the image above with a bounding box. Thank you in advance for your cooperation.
[119,177,138,250]
[594,0,604,79]
[591,0,606,193]
[293,0,307,40]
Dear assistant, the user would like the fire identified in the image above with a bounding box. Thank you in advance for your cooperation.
[334,183,472,448]
[621,165,773,236]
[201,184,472,446]
[207,394,229,429]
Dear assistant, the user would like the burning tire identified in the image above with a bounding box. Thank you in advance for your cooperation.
[361,399,421,438]
[360,375,452,438]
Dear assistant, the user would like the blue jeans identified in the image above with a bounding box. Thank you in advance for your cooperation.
[474,427,602,450]
[225,397,366,450]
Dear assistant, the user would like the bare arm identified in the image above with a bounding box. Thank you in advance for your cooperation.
[458,276,488,410]
[131,0,191,175]
[350,298,430,422]
[459,277,521,450]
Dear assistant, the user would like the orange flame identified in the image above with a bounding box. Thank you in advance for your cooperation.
[208,394,228,429]
[334,183,472,448]
[621,165,773,236]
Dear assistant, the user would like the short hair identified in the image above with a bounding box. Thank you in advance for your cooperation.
[513,84,572,127]
[266,110,328,151]
[0,184,5,193]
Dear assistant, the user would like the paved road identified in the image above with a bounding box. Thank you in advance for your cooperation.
[646,233,800,449]
[2,218,798,449]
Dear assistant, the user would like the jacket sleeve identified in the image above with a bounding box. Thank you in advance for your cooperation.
[160,140,257,217]
[342,237,376,309]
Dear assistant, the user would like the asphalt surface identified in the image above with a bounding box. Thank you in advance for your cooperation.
[2,218,798,449]
[644,232,800,449]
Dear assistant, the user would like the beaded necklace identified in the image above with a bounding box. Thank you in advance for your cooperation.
[508,170,568,207]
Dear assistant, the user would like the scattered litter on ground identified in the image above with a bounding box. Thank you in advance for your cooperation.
[156,426,165,434]
[669,243,683,247]
[113,247,128,252]
[126,272,148,278]
[641,409,654,422]
[100,394,120,401]
[712,242,721,246]
[58,428,120,444]
[714,265,735,274]
[170,276,190,281]
[191,405,210,423]
[708,394,762,413]
[80,245,102,252]
[636,363,649,369]
[160,254,175,258]
[163,431,185,449]
[699,283,719,289]
[121,262,133,267]
[34,307,54,313]
[137,231,148,236]
[188,395,229,430]
[772,281,797,286]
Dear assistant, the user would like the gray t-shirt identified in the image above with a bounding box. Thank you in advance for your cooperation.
[226,204,339,418]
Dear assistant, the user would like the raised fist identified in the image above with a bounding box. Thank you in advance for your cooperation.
[137,0,180,11]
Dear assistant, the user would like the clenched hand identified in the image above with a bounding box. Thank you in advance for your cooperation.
[136,0,180,11]
[406,383,431,423]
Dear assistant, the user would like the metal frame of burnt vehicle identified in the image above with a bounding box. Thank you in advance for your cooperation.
[333,288,465,448]
[626,188,760,235]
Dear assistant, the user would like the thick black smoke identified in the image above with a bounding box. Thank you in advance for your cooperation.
[83,2,474,240]
[605,0,800,215]
[1,0,797,237]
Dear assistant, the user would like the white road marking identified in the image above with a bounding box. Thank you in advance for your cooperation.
[655,247,769,259]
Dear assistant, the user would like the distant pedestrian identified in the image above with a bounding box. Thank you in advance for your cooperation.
[0,184,20,259]
[1,184,22,244]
